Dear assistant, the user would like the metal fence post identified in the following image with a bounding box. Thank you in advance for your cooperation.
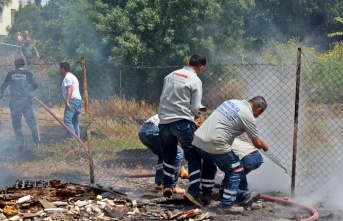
[291,48,302,196]
[81,57,95,184]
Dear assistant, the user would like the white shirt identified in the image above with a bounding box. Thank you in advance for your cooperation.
[61,72,82,100]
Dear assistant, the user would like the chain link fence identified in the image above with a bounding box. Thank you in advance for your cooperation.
[0,49,342,194]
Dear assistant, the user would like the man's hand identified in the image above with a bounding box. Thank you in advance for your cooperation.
[65,101,71,110]
[195,111,201,119]
[251,138,269,152]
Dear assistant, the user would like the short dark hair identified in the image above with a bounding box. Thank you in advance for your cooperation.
[188,54,206,66]
[14,58,25,68]
[60,62,70,72]
[249,96,267,112]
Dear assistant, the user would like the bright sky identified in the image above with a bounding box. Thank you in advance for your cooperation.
[41,0,49,5]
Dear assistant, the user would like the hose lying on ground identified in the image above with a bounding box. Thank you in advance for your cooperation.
[125,173,319,221]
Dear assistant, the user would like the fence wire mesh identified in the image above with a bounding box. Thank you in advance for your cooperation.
[0,50,342,194]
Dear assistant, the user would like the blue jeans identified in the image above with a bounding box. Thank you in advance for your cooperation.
[158,120,197,189]
[138,123,183,186]
[193,146,248,207]
[64,98,82,138]
[9,97,39,146]
[239,151,263,190]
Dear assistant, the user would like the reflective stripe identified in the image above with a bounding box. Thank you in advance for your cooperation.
[163,162,177,169]
[189,169,200,177]
[202,184,215,187]
[223,193,236,199]
[201,178,215,183]
[156,164,163,170]
[190,178,201,185]
[163,171,174,178]
[224,189,237,195]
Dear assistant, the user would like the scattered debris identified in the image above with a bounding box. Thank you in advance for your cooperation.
[0,180,214,221]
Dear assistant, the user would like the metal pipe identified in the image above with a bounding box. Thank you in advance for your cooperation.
[0,42,21,48]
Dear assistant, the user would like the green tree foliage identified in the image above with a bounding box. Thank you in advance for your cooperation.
[308,43,343,103]
[91,0,255,66]
[261,37,343,104]
[244,0,343,51]
[327,17,343,37]
[7,0,105,62]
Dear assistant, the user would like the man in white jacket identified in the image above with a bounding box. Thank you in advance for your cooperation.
[158,54,206,198]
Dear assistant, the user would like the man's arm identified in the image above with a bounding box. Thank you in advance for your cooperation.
[28,73,38,91]
[35,49,40,58]
[251,137,269,152]
[65,85,73,110]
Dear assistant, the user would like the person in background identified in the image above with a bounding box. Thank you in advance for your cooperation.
[138,114,185,194]
[20,36,40,67]
[184,96,269,214]
[24,30,30,39]
[158,54,206,198]
[232,138,264,191]
[0,58,40,150]
[59,62,82,138]
[16,32,23,54]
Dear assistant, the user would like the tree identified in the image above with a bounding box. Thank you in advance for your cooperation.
[244,0,340,52]
[7,0,105,62]
[91,0,255,66]
[327,17,343,37]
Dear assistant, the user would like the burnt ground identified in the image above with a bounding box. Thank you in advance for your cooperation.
[0,139,342,220]
[115,177,339,221]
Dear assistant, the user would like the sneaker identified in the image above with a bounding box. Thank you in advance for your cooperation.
[217,205,244,214]
[237,191,260,207]
[183,192,203,208]
[163,188,173,198]
[172,185,185,194]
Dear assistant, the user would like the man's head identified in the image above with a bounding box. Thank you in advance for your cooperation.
[14,58,25,68]
[249,96,267,118]
[188,54,206,75]
[59,62,70,76]
[25,37,31,44]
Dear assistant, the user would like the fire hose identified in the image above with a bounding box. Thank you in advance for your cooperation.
[32,96,89,153]
[125,173,319,221]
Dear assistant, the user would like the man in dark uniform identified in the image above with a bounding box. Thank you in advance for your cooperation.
[0,58,40,150]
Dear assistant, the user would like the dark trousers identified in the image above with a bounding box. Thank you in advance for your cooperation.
[9,97,39,146]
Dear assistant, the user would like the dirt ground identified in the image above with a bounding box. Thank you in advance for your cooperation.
[93,173,339,221]
[0,141,341,220]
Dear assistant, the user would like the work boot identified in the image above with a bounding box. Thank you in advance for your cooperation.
[172,185,185,194]
[237,191,260,207]
[201,195,212,206]
[217,205,244,215]
[183,192,203,208]
[163,188,173,198]
[153,184,163,191]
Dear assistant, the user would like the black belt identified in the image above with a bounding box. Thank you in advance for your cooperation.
[248,150,258,156]
[145,122,155,126]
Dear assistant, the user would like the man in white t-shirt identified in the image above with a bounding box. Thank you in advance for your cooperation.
[59,62,82,138]
[183,96,268,213]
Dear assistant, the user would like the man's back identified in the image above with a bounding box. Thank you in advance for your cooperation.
[1,69,37,99]
[192,99,260,154]
[158,67,202,124]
